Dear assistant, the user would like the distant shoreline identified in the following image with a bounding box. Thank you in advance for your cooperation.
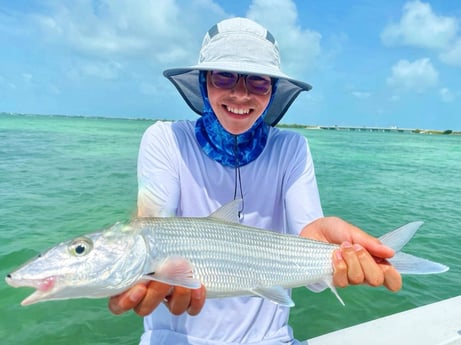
[0,111,154,122]
[2,112,460,135]
[276,124,461,135]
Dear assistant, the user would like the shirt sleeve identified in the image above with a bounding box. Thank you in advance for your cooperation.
[137,121,180,217]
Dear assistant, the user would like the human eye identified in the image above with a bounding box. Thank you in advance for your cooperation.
[215,71,236,80]
[248,75,271,85]
[211,71,238,88]
[247,75,272,94]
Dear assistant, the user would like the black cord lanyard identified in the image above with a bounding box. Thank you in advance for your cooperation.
[233,135,244,219]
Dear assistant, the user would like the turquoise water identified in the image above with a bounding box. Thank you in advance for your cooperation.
[1,114,460,344]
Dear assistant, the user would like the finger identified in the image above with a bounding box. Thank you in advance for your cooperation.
[166,286,192,316]
[109,283,148,315]
[332,249,349,288]
[381,263,402,292]
[353,244,384,287]
[340,242,364,285]
[187,285,207,316]
[134,281,172,316]
[349,230,395,259]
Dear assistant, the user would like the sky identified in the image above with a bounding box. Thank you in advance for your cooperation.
[0,0,460,130]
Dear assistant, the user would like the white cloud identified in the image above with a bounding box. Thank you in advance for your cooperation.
[139,82,159,96]
[48,83,62,95]
[80,61,122,80]
[246,0,321,76]
[390,94,400,102]
[29,0,225,65]
[21,73,33,84]
[351,91,371,99]
[439,38,461,66]
[387,58,438,92]
[381,0,458,50]
[439,88,455,102]
[21,0,319,84]
[0,74,17,90]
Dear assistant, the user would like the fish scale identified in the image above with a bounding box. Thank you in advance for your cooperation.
[134,216,337,295]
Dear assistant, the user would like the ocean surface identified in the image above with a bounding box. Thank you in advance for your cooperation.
[1,114,460,344]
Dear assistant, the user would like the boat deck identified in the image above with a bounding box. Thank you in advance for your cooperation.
[305,295,461,345]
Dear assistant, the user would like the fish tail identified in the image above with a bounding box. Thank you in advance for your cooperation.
[379,221,449,274]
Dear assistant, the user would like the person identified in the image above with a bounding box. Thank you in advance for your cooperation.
[109,17,401,344]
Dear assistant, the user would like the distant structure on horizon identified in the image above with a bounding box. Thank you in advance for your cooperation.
[316,125,414,133]
[297,125,458,135]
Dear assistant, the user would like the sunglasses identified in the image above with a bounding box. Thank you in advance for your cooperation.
[209,71,273,95]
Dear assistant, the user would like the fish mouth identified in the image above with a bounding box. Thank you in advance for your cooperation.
[5,274,57,306]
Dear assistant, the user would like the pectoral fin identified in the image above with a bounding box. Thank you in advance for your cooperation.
[143,256,201,289]
[305,277,345,306]
[250,286,295,307]
[324,278,345,306]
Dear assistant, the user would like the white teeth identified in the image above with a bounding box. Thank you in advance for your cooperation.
[227,106,250,115]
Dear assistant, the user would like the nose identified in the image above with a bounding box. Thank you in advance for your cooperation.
[231,77,250,96]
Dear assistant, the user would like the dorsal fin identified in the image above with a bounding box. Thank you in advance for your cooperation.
[208,199,242,224]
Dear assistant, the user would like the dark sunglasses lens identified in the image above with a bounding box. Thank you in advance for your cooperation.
[211,71,238,89]
[246,75,272,95]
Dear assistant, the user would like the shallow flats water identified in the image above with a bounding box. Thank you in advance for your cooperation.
[0,114,459,344]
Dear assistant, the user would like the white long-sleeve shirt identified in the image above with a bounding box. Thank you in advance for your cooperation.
[137,120,323,345]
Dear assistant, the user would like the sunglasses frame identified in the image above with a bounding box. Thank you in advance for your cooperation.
[209,71,273,95]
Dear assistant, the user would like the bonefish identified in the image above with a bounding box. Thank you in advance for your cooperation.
[6,200,449,307]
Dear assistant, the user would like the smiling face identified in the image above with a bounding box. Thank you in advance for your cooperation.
[206,72,272,135]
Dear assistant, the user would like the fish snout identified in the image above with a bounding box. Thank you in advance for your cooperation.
[5,273,56,291]
[5,273,19,288]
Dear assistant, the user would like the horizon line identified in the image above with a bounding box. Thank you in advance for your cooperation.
[1,111,460,133]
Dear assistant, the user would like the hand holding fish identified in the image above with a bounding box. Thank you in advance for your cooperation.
[301,216,402,292]
[109,281,206,316]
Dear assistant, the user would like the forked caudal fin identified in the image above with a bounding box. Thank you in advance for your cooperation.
[312,221,448,307]
[378,221,449,274]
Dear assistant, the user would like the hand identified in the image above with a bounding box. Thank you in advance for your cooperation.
[108,281,206,317]
[301,216,402,292]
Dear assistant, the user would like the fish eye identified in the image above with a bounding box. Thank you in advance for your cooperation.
[68,237,93,257]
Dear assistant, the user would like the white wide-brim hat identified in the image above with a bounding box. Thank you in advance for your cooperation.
[163,17,312,126]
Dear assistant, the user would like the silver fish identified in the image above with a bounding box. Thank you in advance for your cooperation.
[6,200,449,307]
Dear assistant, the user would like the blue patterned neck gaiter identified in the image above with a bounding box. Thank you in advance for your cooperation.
[195,71,274,168]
